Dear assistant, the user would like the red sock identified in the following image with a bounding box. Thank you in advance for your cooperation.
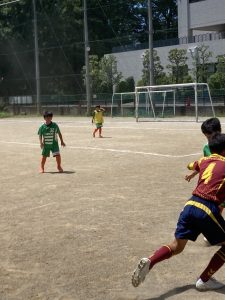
[200,245,225,282]
[148,245,172,269]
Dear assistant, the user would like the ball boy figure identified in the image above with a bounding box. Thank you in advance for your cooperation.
[132,133,225,291]
[38,111,66,173]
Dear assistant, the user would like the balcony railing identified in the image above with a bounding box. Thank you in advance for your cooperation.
[112,31,225,53]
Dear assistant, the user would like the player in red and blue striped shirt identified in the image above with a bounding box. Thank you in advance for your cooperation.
[132,133,225,292]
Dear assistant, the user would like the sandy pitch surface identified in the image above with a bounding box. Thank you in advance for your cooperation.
[0,116,225,300]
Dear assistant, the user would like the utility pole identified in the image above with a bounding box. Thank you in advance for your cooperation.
[83,0,91,115]
[148,0,154,85]
[32,0,41,114]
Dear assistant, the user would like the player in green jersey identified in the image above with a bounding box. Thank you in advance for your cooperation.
[38,111,66,173]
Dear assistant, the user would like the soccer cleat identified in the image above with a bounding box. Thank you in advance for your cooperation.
[196,277,224,291]
[132,258,151,287]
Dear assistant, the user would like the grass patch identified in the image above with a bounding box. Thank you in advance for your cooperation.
[0,111,11,118]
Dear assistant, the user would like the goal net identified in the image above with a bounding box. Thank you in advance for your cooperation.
[111,92,136,117]
[135,83,215,122]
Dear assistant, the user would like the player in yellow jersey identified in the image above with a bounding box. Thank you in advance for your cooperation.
[92,105,105,138]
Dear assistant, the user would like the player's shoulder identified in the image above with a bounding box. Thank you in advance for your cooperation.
[39,123,45,128]
[202,154,225,164]
[51,121,59,126]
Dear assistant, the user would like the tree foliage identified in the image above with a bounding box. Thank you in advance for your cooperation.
[209,55,225,90]
[167,48,188,83]
[141,49,165,85]
[86,54,122,93]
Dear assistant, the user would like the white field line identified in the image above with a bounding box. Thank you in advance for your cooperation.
[0,119,200,131]
[0,140,201,158]
[62,125,200,131]
[29,202,56,211]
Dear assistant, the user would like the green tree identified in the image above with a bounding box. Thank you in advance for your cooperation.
[138,0,177,42]
[208,55,225,89]
[167,48,188,83]
[87,55,101,94]
[0,0,178,97]
[141,49,165,85]
[190,44,213,83]
[86,54,122,93]
[99,55,122,93]
[116,76,135,93]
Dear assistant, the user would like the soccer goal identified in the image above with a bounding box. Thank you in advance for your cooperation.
[135,83,215,122]
[111,92,136,117]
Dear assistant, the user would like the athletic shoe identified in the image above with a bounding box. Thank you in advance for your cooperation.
[132,258,151,287]
[196,277,224,291]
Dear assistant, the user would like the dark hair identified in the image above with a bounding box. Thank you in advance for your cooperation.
[208,133,225,155]
[95,105,100,109]
[43,111,53,118]
[201,117,221,135]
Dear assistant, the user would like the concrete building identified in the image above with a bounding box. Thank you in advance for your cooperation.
[112,0,225,84]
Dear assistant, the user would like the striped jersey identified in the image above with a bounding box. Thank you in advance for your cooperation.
[190,154,225,204]
[38,122,60,146]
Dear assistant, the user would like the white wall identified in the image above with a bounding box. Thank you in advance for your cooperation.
[178,0,225,37]
[113,39,225,84]
[190,0,225,30]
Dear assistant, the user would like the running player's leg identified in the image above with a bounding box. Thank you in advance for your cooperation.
[132,239,187,287]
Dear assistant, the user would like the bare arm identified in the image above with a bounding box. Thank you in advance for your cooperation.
[58,131,66,147]
[185,170,199,182]
[39,135,44,149]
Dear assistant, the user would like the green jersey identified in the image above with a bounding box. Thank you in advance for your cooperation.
[203,144,211,157]
[38,122,60,146]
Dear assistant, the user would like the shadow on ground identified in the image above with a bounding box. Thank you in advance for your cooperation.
[144,284,225,300]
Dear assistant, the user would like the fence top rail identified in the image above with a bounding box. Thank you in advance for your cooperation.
[113,92,136,95]
[135,83,208,91]
[136,90,175,94]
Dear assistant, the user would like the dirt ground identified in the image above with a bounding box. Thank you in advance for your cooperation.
[0,116,225,300]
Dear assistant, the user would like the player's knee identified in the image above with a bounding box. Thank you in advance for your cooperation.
[169,240,186,255]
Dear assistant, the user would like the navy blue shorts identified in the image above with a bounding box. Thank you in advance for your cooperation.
[175,195,225,245]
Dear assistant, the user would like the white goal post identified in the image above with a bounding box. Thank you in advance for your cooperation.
[135,83,215,122]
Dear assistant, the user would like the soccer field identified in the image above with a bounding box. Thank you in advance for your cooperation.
[0,116,225,300]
